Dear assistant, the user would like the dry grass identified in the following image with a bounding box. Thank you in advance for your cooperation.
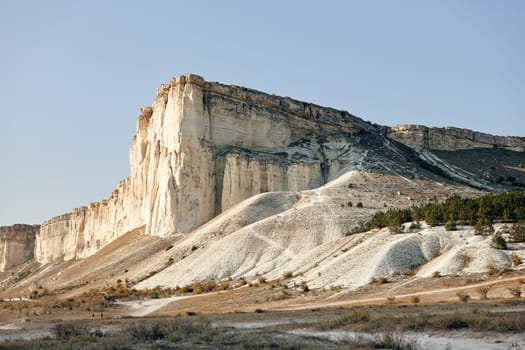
[370,277,389,284]
[283,271,294,279]
[511,254,522,266]
[0,316,420,350]
[456,292,471,303]
[477,286,490,299]
[459,254,472,269]
[313,302,525,333]
[410,296,420,304]
[508,287,522,298]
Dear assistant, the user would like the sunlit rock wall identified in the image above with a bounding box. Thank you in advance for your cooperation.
[0,224,38,271]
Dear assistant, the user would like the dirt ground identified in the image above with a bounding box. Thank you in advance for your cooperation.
[0,271,524,348]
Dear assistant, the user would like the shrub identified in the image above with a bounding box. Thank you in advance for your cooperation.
[15,270,31,281]
[445,220,457,231]
[511,254,522,266]
[445,317,469,330]
[486,263,503,276]
[179,285,192,294]
[409,222,421,230]
[404,268,417,277]
[356,202,363,208]
[411,296,420,304]
[389,225,403,234]
[377,277,388,285]
[236,277,247,287]
[283,271,293,279]
[477,286,490,299]
[349,224,369,234]
[509,222,525,242]
[128,321,165,341]
[456,292,471,303]
[491,232,507,250]
[475,218,494,236]
[347,201,353,207]
[126,319,213,343]
[300,281,310,292]
[53,323,89,339]
[370,277,388,284]
[372,334,417,350]
[508,287,522,298]
[459,254,472,269]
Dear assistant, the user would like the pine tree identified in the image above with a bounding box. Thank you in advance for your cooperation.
[474,218,494,236]
[502,208,512,222]
[509,221,525,242]
[445,219,457,231]
[491,232,507,249]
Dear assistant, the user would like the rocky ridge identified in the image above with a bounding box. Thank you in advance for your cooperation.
[388,124,525,152]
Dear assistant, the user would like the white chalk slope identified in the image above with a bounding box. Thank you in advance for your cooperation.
[135,171,523,291]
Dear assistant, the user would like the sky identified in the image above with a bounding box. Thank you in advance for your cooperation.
[1,0,524,225]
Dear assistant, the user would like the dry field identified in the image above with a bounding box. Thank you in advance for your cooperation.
[0,270,524,349]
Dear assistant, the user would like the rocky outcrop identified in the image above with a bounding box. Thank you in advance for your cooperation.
[387,125,525,152]
[5,74,524,267]
[0,224,38,271]
[30,74,378,264]
[126,74,377,237]
[34,178,144,264]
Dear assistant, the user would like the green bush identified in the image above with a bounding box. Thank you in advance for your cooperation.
[509,222,525,242]
[475,218,494,235]
[445,220,457,231]
[491,232,507,249]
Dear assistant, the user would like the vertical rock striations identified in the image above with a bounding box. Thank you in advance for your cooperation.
[0,224,38,271]
[128,74,374,236]
[29,74,376,265]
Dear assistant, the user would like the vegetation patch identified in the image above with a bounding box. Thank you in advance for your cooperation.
[353,191,525,233]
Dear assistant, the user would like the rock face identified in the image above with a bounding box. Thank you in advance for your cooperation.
[128,74,376,237]
[388,124,525,152]
[34,179,144,264]
[0,224,38,271]
[28,74,380,265]
[4,74,525,268]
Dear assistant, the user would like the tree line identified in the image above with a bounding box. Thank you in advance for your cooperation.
[356,191,525,238]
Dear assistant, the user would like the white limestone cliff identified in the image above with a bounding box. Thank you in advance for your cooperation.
[29,74,375,265]
[5,74,525,268]
[0,224,38,271]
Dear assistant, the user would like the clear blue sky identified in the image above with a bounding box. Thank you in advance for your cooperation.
[1,1,524,225]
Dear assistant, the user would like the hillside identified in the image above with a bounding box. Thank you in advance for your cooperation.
[1,74,524,301]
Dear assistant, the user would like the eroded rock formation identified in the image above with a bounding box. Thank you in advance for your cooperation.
[3,74,525,269]
[0,224,38,271]
[18,74,381,265]
[388,124,525,152]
